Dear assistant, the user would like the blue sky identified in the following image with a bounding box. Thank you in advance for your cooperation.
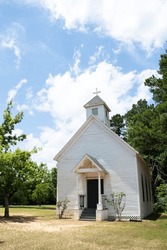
[0,0,166,168]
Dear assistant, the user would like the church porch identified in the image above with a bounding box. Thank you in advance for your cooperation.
[72,154,109,221]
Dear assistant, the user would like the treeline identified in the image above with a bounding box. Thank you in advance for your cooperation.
[110,48,167,212]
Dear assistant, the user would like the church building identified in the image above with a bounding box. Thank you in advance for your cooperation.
[54,93,153,221]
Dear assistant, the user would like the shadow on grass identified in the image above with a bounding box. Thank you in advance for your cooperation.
[9,205,56,210]
[59,217,73,220]
[0,215,37,223]
[145,213,167,221]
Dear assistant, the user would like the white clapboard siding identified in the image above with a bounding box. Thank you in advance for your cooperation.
[56,115,153,218]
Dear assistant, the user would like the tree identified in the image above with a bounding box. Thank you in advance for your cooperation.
[124,48,167,204]
[32,183,50,206]
[145,51,167,105]
[31,166,57,205]
[125,99,157,158]
[124,99,164,197]
[0,101,26,153]
[51,167,57,202]
[0,101,51,217]
[0,149,39,217]
[110,114,125,137]
[144,49,167,183]
[154,184,167,212]
[0,101,28,217]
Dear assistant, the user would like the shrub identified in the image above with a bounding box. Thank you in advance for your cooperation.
[106,192,126,221]
[154,184,167,212]
[57,198,69,219]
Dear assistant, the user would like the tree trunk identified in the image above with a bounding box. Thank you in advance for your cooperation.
[4,196,10,218]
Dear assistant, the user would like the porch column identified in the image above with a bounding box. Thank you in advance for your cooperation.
[74,173,79,209]
[97,172,103,210]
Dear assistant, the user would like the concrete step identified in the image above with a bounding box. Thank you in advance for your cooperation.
[80,208,96,221]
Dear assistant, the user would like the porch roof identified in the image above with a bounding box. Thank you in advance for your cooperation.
[72,154,108,174]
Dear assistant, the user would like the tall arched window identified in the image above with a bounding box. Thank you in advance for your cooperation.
[141,174,145,202]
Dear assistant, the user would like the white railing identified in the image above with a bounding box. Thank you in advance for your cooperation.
[79,195,85,209]
[102,194,107,209]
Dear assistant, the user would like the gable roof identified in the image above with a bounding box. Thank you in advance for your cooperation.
[84,95,111,111]
[72,154,108,174]
[54,114,139,162]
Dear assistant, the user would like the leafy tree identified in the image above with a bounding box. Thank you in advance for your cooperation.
[154,184,167,212]
[31,166,57,206]
[124,48,167,205]
[125,99,157,158]
[124,99,164,197]
[0,148,39,217]
[0,101,28,217]
[0,101,51,217]
[0,101,26,153]
[32,183,50,206]
[110,114,125,137]
[10,190,28,205]
[51,167,57,202]
[145,51,167,105]
[144,49,167,183]
[8,164,56,206]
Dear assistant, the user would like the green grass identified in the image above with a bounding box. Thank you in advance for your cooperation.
[0,206,167,250]
[0,205,56,220]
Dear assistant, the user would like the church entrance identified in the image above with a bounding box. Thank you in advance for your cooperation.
[87,179,104,208]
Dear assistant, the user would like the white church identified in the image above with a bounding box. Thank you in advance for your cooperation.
[54,92,153,221]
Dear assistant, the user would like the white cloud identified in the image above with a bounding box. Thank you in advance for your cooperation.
[16,103,34,115]
[22,0,167,52]
[33,60,156,122]
[26,87,33,100]
[20,126,71,169]
[7,79,27,103]
[89,46,105,65]
[0,22,24,68]
[70,48,81,76]
[17,59,156,169]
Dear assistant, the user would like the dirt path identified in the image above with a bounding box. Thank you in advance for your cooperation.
[1,218,96,233]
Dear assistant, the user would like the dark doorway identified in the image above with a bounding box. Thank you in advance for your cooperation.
[87,179,104,208]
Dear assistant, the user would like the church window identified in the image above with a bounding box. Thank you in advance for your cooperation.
[145,178,149,202]
[106,109,109,119]
[141,174,145,202]
[92,108,98,115]
[149,180,152,201]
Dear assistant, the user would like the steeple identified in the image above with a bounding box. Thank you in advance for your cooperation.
[84,92,111,127]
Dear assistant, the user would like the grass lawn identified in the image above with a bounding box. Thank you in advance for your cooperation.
[0,206,167,250]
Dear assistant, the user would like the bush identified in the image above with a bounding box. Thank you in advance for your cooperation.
[154,184,167,212]
[57,198,69,219]
[106,192,126,221]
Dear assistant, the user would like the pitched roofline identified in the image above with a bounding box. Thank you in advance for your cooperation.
[54,115,95,162]
[83,95,111,111]
[54,115,139,162]
[136,152,148,168]
[96,116,138,155]
[72,154,108,174]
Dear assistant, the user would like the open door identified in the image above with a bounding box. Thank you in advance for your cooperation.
[87,179,103,208]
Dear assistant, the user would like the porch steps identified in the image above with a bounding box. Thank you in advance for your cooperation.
[80,208,96,221]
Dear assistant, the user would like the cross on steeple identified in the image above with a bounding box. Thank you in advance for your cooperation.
[93,88,101,96]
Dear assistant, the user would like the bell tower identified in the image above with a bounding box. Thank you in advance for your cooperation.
[84,89,111,127]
